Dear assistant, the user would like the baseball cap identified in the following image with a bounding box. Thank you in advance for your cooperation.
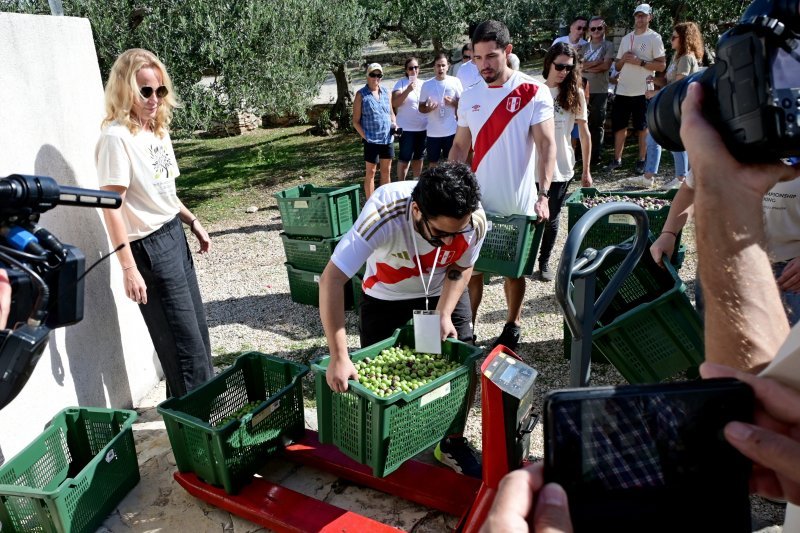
[367,63,383,74]
[634,3,652,15]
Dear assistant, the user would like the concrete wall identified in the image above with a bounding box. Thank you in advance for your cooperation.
[0,13,160,461]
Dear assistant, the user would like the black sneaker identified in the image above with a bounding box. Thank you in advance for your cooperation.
[606,159,622,171]
[539,264,555,282]
[493,322,521,351]
[634,159,646,174]
[434,437,482,479]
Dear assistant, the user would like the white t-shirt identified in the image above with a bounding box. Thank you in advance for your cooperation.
[419,76,463,138]
[615,29,666,97]
[96,122,182,240]
[552,35,588,48]
[535,86,587,183]
[392,78,428,132]
[331,181,486,301]
[456,61,485,90]
[457,71,554,216]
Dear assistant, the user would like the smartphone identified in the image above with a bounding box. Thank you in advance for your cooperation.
[543,378,754,533]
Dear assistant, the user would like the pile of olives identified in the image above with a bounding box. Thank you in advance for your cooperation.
[354,346,459,398]
[582,195,671,210]
[213,401,262,427]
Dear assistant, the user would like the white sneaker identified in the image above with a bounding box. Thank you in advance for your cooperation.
[623,175,655,188]
[661,178,685,190]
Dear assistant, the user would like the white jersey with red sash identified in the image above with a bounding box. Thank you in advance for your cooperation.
[331,181,487,301]
[457,70,554,216]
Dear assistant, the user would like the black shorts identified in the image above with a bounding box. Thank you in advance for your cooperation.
[426,134,455,163]
[398,130,426,162]
[363,141,395,164]
[358,290,473,347]
[611,94,648,132]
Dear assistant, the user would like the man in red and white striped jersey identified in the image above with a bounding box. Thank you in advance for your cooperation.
[449,19,556,351]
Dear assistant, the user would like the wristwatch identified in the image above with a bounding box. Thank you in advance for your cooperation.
[538,189,550,198]
[640,59,646,67]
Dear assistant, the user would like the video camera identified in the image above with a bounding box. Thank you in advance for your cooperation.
[0,174,121,410]
[647,0,800,162]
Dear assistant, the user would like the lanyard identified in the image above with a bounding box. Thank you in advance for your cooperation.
[410,215,441,311]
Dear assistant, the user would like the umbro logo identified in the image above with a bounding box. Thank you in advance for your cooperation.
[472,104,481,111]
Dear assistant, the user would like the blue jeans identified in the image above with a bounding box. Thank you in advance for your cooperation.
[644,132,688,177]
[130,216,214,398]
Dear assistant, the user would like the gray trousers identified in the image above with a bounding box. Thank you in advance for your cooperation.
[130,216,213,398]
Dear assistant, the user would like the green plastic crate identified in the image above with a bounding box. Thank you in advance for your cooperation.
[285,263,355,309]
[475,213,545,277]
[566,187,683,267]
[275,184,361,238]
[313,326,483,477]
[280,233,340,272]
[157,353,308,494]
[563,243,704,383]
[0,407,139,533]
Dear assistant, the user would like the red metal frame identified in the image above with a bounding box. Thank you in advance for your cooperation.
[175,346,520,532]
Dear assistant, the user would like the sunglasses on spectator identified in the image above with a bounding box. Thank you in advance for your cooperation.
[553,63,575,72]
[590,26,604,32]
[575,26,586,31]
[421,214,474,248]
[140,85,168,99]
[369,72,383,78]
[463,55,472,60]
[407,65,419,70]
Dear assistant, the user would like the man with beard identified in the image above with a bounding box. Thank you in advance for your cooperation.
[449,19,556,350]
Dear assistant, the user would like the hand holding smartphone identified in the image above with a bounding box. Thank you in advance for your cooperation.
[543,378,754,532]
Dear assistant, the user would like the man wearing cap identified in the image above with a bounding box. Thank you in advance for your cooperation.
[607,3,666,174]
[353,63,397,199]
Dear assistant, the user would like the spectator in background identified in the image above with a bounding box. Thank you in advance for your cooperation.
[535,43,592,282]
[581,16,615,166]
[456,43,485,90]
[607,3,666,174]
[552,16,588,49]
[353,63,397,199]
[450,43,471,77]
[392,57,427,180]
[626,21,704,189]
[419,54,463,168]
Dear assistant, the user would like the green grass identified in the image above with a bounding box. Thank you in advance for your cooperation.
[174,125,362,222]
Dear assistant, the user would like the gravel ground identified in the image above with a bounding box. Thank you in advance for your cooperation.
[191,165,785,530]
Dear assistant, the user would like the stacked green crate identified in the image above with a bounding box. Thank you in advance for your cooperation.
[275,184,362,308]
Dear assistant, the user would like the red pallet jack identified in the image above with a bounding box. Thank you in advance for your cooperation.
[174,344,539,532]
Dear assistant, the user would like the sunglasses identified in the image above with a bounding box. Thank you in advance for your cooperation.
[462,55,472,60]
[575,26,586,31]
[590,26,604,32]
[671,35,679,40]
[368,72,383,78]
[140,85,168,99]
[553,63,575,72]
[421,215,474,248]
[407,65,420,70]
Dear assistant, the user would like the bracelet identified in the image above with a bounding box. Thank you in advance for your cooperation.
[122,265,136,271]
[661,230,678,237]
[189,218,198,229]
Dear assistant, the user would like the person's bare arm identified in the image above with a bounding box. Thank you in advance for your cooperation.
[436,265,472,340]
[681,82,799,371]
[352,92,365,139]
[319,261,358,392]
[448,126,472,162]
[650,183,694,266]
[100,185,148,305]
[177,201,210,253]
[532,118,556,222]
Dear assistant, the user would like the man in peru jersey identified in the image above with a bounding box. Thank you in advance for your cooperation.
[449,19,556,351]
[319,162,487,477]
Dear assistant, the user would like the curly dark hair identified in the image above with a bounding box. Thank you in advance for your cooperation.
[411,161,481,219]
[542,42,582,114]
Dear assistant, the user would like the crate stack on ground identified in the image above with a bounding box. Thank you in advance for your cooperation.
[275,184,362,308]
[562,187,687,362]
[474,213,546,280]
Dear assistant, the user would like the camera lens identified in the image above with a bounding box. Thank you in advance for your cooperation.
[647,69,708,153]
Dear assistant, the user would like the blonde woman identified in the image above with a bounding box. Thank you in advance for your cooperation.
[96,48,213,398]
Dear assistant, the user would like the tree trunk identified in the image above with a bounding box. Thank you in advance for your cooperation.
[332,62,354,131]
